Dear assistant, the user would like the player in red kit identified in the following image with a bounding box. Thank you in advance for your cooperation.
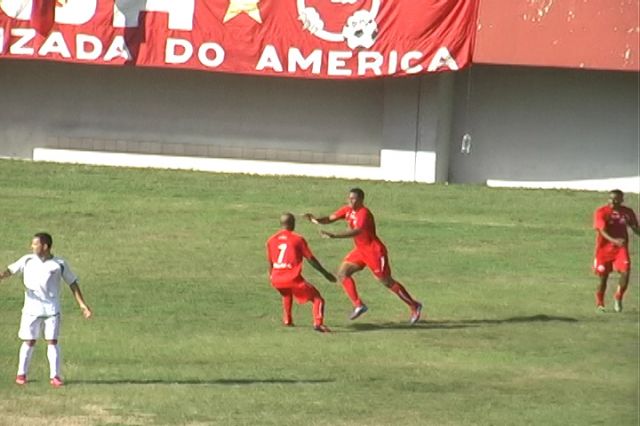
[592,190,639,312]
[304,188,423,324]
[266,213,336,332]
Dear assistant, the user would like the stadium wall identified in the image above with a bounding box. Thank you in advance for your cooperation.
[0,59,454,183]
[0,59,386,164]
[0,59,637,192]
[449,65,639,192]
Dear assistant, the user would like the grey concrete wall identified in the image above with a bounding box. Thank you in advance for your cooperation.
[381,77,421,154]
[381,74,455,182]
[449,65,639,183]
[4,59,635,186]
[0,59,387,165]
[417,73,454,182]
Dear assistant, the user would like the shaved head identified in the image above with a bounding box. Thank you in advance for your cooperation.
[280,213,295,230]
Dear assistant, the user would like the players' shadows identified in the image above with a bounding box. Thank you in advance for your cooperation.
[346,314,578,332]
[68,378,335,386]
[346,322,466,332]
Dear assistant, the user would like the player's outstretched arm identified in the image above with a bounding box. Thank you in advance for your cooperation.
[307,257,337,283]
[69,282,93,319]
[303,213,339,225]
[320,228,361,240]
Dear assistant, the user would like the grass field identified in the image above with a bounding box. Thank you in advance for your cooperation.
[0,159,638,426]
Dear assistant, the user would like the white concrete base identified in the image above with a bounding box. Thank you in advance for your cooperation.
[415,151,437,183]
[487,176,640,194]
[380,150,415,181]
[33,148,439,183]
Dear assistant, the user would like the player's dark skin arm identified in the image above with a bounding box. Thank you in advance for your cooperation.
[303,213,339,225]
[320,228,361,239]
[598,229,626,247]
[0,269,12,281]
[307,257,337,282]
[303,213,361,238]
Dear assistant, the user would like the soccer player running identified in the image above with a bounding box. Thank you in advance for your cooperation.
[593,190,639,312]
[0,233,92,387]
[304,188,422,324]
[266,213,336,332]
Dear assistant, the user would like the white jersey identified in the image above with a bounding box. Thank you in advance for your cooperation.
[8,254,78,317]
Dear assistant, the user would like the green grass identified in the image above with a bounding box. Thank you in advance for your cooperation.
[0,159,637,426]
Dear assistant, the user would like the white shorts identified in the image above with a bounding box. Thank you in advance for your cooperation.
[18,313,61,341]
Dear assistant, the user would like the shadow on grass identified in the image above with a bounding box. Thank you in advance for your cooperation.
[68,378,334,386]
[346,314,578,332]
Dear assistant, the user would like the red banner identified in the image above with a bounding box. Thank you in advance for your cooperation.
[30,0,56,35]
[0,0,478,78]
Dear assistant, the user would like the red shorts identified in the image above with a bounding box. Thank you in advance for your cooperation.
[344,245,391,279]
[593,246,630,276]
[273,279,321,304]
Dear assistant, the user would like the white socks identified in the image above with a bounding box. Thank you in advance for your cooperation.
[47,344,61,379]
[17,343,63,378]
[17,342,34,376]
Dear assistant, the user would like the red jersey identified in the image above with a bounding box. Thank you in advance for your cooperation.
[593,205,638,250]
[266,229,313,286]
[333,205,384,249]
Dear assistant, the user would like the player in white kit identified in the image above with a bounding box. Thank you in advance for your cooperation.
[0,233,92,387]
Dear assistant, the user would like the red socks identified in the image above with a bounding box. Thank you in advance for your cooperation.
[341,277,363,307]
[595,291,605,307]
[312,297,325,327]
[342,278,417,309]
[390,282,417,308]
[282,293,293,325]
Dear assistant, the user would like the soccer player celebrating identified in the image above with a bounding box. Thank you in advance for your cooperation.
[593,190,639,312]
[0,233,92,387]
[266,213,336,332]
[304,188,423,324]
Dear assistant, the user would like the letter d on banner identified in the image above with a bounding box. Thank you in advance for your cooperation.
[166,38,193,64]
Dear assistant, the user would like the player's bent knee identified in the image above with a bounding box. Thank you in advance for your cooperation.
[376,276,393,287]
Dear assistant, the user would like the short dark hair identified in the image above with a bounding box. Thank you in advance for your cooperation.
[280,212,295,229]
[349,188,365,200]
[610,189,624,198]
[34,232,53,248]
